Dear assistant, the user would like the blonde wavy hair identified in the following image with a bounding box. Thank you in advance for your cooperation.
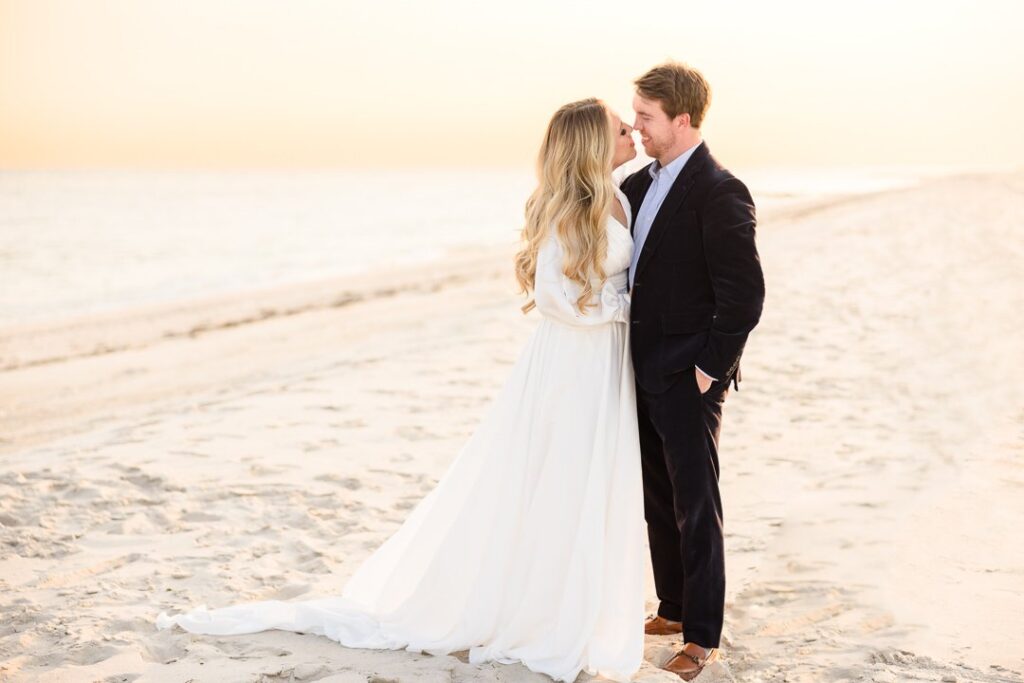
[514,97,616,314]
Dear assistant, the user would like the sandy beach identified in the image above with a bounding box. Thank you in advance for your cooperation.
[1,171,1022,682]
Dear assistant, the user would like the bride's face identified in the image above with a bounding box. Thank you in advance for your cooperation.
[610,112,636,169]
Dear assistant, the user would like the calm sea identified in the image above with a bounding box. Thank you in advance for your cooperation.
[0,165,949,328]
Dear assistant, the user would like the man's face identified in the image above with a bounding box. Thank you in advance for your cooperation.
[632,93,678,161]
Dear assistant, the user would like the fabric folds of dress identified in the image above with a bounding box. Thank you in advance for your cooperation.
[156,188,645,682]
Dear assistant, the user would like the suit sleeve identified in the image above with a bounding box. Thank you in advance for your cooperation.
[533,236,630,326]
[694,176,765,380]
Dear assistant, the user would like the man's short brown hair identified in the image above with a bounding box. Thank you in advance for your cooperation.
[634,61,711,128]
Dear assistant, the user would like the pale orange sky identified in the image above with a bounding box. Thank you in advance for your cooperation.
[1,0,1022,169]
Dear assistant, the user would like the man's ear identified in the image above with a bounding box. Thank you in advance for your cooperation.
[674,112,691,130]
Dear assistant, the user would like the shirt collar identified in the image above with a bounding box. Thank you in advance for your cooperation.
[648,140,703,182]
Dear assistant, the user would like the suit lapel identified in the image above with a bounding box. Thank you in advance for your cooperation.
[627,167,654,237]
[633,143,710,280]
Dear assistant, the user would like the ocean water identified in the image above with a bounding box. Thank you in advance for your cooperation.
[0,165,951,328]
[0,169,536,327]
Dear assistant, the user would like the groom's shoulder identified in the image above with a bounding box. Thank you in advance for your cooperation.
[703,149,734,182]
[703,153,752,201]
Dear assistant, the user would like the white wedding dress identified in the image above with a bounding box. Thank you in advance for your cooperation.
[156,187,645,682]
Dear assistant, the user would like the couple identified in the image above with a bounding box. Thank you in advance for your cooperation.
[156,61,765,682]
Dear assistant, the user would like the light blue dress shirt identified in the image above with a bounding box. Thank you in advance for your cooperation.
[628,140,703,289]
[627,141,717,382]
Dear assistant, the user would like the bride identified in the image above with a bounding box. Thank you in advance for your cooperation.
[157,98,645,682]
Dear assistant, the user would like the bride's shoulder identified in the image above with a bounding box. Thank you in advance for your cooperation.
[613,184,631,206]
[610,186,631,231]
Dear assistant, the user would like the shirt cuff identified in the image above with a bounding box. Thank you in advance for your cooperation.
[696,366,718,383]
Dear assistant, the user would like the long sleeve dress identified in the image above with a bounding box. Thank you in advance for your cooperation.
[156,187,645,682]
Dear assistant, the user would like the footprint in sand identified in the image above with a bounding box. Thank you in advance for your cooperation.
[110,464,184,493]
[249,464,286,476]
[266,582,311,600]
[207,638,293,660]
[314,473,362,490]
[316,404,350,412]
[395,425,443,441]
[330,418,367,429]
[181,510,221,522]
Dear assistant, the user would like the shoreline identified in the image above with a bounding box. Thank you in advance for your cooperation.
[0,166,991,374]
[0,178,933,456]
[0,243,514,372]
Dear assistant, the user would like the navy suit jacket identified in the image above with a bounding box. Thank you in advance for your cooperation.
[620,143,765,394]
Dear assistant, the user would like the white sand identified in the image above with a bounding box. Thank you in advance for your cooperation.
[1,171,1022,682]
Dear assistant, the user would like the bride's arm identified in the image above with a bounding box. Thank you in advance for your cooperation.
[532,235,630,326]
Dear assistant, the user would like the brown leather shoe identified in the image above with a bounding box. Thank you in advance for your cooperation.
[663,643,719,681]
[644,614,683,635]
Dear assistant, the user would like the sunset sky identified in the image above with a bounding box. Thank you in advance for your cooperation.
[1,0,1022,169]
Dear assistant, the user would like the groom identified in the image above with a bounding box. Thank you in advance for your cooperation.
[621,62,765,679]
